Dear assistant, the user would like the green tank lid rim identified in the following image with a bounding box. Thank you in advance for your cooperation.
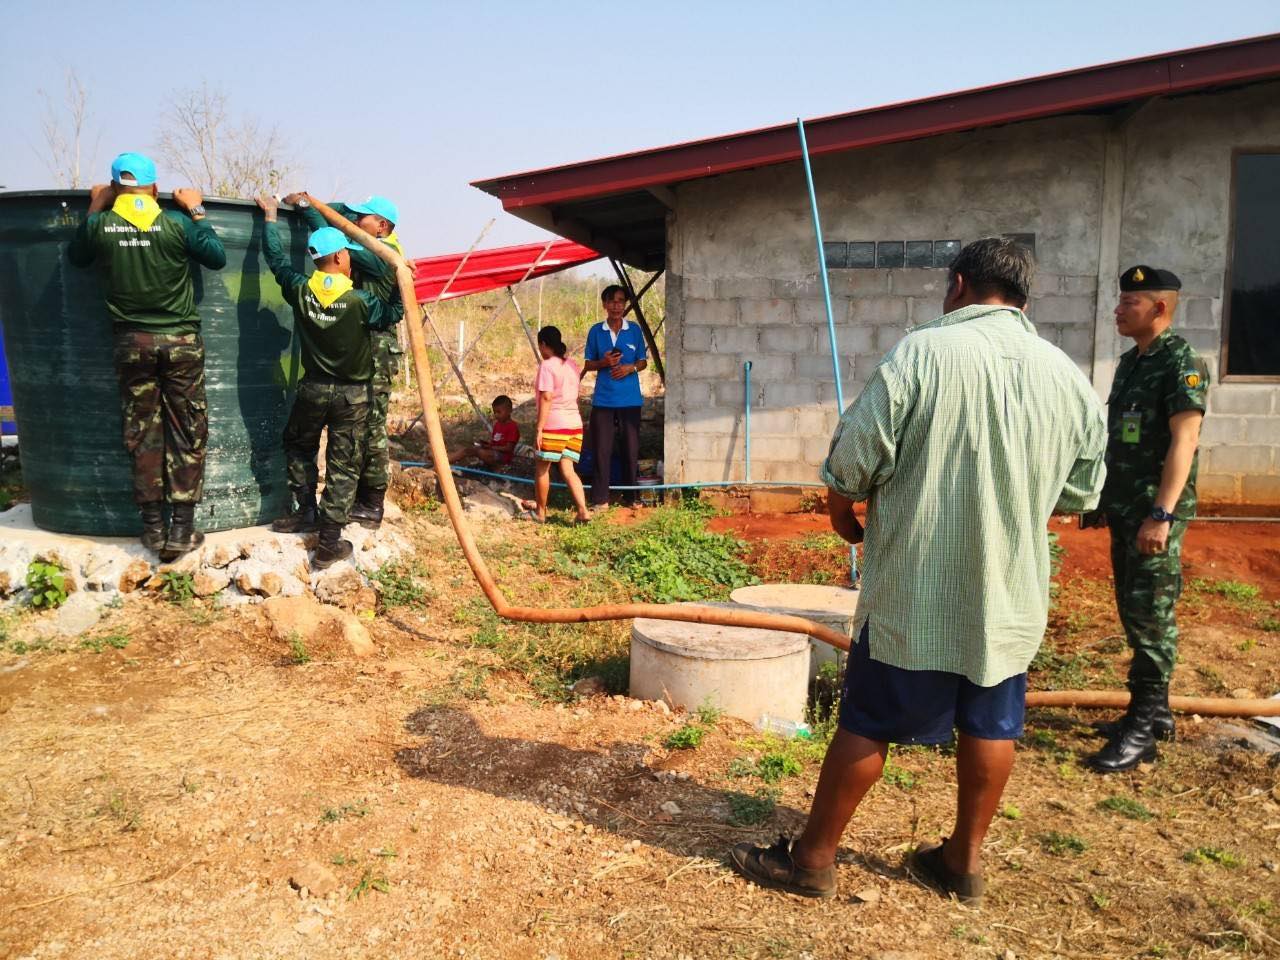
[0,190,294,213]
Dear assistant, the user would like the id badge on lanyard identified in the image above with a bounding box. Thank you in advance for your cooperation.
[1121,409,1142,444]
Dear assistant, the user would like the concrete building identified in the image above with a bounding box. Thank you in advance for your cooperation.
[475,34,1280,510]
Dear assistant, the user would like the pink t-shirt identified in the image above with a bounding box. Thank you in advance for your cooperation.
[536,357,583,431]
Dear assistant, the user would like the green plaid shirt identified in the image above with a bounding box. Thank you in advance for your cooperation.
[821,304,1107,685]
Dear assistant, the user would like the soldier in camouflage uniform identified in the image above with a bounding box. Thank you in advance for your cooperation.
[67,152,226,559]
[287,192,404,529]
[257,197,385,569]
[1084,265,1208,773]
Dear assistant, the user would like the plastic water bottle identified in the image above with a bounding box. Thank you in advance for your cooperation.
[756,714,812,739]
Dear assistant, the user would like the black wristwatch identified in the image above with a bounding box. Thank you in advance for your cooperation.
[1149,506,1180,523]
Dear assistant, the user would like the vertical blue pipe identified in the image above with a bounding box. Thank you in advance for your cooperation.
[743,360,753,483]
[797,118,858,582]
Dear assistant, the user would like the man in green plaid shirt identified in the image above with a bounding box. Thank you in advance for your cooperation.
[731,238,1106,906]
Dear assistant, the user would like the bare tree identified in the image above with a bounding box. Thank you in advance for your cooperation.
[36,69,99,188]
[156,83,297,198]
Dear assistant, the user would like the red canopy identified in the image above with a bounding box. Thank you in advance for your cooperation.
[411,238,599,304]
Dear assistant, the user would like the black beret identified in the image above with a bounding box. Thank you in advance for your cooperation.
[1120,265,1181,292]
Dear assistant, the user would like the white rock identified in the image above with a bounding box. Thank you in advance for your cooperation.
[659,801,681,816]
[52,591,106,638]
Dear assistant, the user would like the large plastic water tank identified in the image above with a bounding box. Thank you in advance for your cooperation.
[0,191,310,535]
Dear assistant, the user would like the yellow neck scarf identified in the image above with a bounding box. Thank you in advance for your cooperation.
[111,193,162,232]
[307,270,355,309]
[382,232,403,255]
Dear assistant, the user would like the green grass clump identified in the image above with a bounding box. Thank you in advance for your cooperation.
[26,560,68,609]
[755,752,802,783]
[81,632,130,654]
[369,562,430,607]
[1097,796,1153,821]
[1189,578,1261,605]
[556,505,757,603]
[1000,803,1022,820]
[320,802,369,823]
[1183,846,1242,868]
[158,570,195,604]
[726,789,778,826]
[664,724,706,750]
[287,630,311,665]
[1041,831,1087,856]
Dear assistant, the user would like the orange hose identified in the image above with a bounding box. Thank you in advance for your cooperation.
[312,200,1280,719]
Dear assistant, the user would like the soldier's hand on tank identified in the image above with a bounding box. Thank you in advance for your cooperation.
[1079,510,1107,529]
[172,188,204,213]
[256,195,279,221]
[88,183,116,212]
[1136,517,1170,555]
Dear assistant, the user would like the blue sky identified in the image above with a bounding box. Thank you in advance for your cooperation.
[2,1,1277,254]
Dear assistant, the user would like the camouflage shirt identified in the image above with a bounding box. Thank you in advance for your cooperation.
[1099,329,1208,521]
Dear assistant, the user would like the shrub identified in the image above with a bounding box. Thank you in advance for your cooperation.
[26,561,68,609]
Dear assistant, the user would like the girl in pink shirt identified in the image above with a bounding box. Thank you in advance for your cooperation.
[532,326,590,522]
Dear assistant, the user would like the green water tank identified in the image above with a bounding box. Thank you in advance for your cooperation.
[0,191,310,535]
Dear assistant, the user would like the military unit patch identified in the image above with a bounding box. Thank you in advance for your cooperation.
[1184,372,1201,388]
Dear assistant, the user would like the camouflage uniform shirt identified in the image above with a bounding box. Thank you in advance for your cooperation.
[1099,330,1209,522]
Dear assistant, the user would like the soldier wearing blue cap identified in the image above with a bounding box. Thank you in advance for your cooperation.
[255,196,386,568]
[67,152,225,559]
[1082,265,1208,773]
[285,191,404,529]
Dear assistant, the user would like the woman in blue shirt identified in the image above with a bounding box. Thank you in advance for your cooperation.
[583,284,648,507]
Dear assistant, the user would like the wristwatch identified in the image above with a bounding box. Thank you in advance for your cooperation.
[1149,506,1180,523]
[189,204,206,219]
[295,197,311,209]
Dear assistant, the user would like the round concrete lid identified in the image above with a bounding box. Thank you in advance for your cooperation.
[632,602,810,661]
[729,583,860,620]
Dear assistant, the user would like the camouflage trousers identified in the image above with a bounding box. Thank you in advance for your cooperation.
[112,329,208,505]
[283,379,371,526]
[357,331,401,491]
[1108,516,1188,687]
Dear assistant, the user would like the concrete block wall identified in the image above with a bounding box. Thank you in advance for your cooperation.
[663,82,1280,507]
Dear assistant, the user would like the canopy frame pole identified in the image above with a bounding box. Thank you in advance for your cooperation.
[609,259,665,384]
[508,287,541,363]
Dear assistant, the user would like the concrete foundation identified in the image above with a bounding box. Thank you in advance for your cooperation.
[729,583,858,680]
[630,602,810,725]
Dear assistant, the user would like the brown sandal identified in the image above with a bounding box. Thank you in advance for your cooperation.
[729,835,836,899]
[907,838,985,906]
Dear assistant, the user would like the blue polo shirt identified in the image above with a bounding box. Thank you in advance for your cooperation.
[584,320,647,408]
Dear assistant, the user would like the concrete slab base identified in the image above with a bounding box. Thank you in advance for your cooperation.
[0,502,412,632]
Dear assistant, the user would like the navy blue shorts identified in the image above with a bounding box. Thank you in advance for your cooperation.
[838,623,1027,744]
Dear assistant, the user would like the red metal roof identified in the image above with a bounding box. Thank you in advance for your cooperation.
[473,32,1280,210]
[412,239,599,303]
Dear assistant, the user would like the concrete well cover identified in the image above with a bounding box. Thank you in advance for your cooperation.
[729,584,859,621]
[631,602,809,661]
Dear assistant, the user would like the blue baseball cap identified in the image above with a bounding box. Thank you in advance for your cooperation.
[110,152,157,187]
[347,195,399,226]
[307,227,360,260]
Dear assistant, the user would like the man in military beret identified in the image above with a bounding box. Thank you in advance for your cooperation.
[1083,265,1207,773]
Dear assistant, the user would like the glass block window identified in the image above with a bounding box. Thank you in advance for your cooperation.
[1225,153,1280,376]
[876,241,905,268]
[933,240,961,267]
[847,242,876,268]
[823,242,848,269]
[905,240,934,268]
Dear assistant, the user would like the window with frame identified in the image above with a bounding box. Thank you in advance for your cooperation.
[1225,152,1280,377]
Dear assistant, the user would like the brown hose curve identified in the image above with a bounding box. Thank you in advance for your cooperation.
[310,200,1280,719]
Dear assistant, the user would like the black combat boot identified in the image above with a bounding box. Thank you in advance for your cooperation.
[347,483,386,530]
[139,501,167,553]
[1087,683,1164,773]
[312,520,353,570]
[162,501,205,561]
[1093,689,1175,743]
[272,485,319,533]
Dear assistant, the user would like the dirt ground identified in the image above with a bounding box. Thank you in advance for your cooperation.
[2,506,1279,960]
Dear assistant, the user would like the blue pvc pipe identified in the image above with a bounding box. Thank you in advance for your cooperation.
[743,360,753,483]
[797,117,857,581]
[398,461,825,492]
